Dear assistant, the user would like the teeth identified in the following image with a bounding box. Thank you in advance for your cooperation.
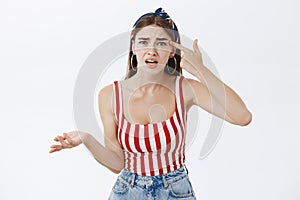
[146,60,157,63]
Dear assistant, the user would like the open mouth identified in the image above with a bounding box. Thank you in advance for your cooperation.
[145,59,158,64]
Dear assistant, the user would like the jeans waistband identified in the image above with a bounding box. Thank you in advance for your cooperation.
[118,165,189,189]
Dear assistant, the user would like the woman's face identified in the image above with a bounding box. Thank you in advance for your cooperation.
[132,24,174,72]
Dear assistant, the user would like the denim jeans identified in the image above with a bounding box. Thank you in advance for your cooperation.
[108,165,196,200]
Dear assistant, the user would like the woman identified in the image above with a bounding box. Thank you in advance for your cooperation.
[49,8,252,199]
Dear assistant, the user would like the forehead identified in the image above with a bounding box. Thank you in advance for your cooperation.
[135,25,172,39]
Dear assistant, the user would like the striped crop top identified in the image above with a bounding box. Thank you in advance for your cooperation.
[113,76,187,176]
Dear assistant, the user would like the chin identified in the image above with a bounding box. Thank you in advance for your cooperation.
[140,64,164,74]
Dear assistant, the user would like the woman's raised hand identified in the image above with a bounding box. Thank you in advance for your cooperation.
[169,39,205,77]
[49,131,83,153]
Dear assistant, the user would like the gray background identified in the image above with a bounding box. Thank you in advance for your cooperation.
[0,0,299,199]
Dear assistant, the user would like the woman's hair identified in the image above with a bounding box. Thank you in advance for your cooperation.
[125,8,182,79]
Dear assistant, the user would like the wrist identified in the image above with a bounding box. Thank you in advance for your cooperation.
[77,131,89,143]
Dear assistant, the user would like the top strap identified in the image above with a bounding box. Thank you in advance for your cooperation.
[175,76,186,126]
[113,81,122,123]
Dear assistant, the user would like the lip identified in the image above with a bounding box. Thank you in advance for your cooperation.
[144,58,158,69]
[144,57,158,64]
[144,58,159,69]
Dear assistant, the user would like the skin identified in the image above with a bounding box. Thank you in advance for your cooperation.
[49,24,252,174]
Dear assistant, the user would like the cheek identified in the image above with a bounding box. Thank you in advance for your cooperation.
[134,52,145,63]
[159,50,172,59]
[134,46,146,52]
[159,47,173,58]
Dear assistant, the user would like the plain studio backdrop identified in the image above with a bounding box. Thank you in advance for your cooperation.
[0,0,299,199]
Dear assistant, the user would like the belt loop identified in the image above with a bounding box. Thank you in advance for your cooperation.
[162,175,169,188]
[130,173,136,187]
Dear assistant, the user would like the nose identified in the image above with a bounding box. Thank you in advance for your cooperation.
[146,42,157,56]
[147,50,157,56]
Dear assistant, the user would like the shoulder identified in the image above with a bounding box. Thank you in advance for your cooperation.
[180,76,207,108]
[180,76,200,93]
[181,76,200,85]
[98,83,115,99]
[181,76,205,91]
[98,83,116,112]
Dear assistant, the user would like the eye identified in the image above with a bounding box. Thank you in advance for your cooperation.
[157,42,167,46]
[138,40,147,45]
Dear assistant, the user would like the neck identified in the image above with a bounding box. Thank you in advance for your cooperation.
[128,67,174,93]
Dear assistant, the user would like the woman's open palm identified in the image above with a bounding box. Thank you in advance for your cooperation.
[49,131,82,153]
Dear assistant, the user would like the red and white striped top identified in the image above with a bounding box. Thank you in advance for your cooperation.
[113,76,187,176]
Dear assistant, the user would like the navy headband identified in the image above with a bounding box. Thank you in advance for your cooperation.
[131,8,179,43]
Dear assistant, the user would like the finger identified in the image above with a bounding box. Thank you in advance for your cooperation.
[54,136,60,141]
[49,145,62,153]
[54,135,64,142]
[50,144,63,148]
[169,41,191,53]
[49,148,61,153]
[193,39,201,54]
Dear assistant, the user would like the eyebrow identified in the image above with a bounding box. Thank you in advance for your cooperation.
[157,38,168,41]
[137,37,169,41]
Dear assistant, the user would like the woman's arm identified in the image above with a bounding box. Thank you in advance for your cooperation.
[170,39,252,126]
[49,84,124,173]
[81,131,124,174]
[92,84,125,173]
